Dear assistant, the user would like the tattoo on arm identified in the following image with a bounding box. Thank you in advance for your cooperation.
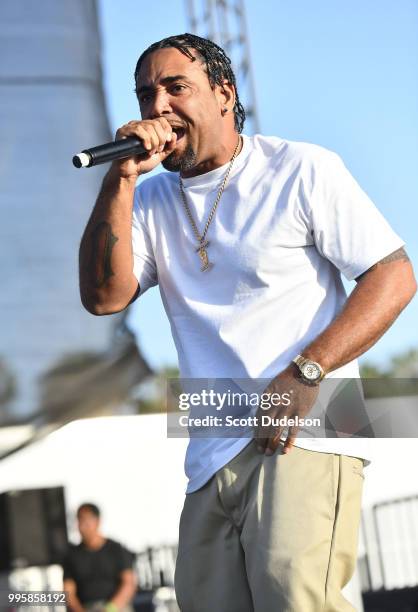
[355,247,410,282]
[89,221,119,288]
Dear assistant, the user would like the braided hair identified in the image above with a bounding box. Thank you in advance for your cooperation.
[134,33,246,133]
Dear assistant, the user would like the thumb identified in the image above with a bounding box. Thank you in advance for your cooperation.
[158,131,178,159]
[283,427,298,453]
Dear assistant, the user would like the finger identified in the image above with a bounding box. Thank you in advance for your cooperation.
[115,120,142,141]
[283,426,299,454]
[116,119,173,155]
[159,131,177,157]
[155,116,173,137]
[255,412,274,454]
[117,123,152,151]
[142,124,162,152]
[145,130,177,166]
[257,436,269,454]
[117,122,158,152]
[265,427,284,456]
[151,120,171,151]
[255,424,268,454]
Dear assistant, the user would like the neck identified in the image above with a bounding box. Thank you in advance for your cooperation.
[83,534,105,550]
[180,133,242,179]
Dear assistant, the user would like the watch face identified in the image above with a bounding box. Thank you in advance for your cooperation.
[302,362,321,380]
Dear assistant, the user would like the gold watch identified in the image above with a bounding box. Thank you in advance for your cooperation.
[292,354,325,385]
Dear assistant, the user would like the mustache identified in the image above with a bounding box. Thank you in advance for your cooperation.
[166,119,188,129]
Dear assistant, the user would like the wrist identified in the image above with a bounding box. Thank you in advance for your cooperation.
[292,354,326,385]
[105,166,138,190]
[301,348,331,373]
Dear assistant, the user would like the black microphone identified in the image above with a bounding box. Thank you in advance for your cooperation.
[72,136,146,168]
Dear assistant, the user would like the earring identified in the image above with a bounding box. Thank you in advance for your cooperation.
[222,107,228,115]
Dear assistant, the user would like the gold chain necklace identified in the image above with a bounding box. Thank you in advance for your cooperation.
[179,136,242,272]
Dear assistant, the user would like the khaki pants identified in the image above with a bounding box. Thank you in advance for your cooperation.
[175,440,365,612]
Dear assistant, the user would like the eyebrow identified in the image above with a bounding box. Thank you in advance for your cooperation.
[137,74,191,95]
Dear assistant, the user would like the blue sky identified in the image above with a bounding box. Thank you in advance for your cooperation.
[98,0,418,370]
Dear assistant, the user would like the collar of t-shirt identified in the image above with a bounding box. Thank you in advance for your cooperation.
[179,133,252,191]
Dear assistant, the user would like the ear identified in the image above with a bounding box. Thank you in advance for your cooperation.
[215,79,236,115]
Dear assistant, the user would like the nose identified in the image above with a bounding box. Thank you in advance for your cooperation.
[148,87,172,119]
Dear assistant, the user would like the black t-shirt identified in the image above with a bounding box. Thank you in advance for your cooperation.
[62,539,134,604]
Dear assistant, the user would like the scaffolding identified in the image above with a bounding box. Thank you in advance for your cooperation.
[186,0,260,134]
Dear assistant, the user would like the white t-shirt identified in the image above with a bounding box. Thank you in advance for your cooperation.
[131,134,405,493]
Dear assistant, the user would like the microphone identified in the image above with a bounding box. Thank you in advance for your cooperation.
[72,136,146,169]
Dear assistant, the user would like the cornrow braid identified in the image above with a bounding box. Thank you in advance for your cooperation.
[134,33,246,133]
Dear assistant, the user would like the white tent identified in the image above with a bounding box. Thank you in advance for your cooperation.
[6,414,414,609]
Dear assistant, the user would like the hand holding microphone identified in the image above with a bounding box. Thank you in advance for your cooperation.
[73,117,178,179]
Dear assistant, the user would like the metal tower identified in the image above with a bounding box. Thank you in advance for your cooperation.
[185,0,260,134]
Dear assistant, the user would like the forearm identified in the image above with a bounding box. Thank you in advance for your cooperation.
[110,574,137,608]
[78,167,138,315]
[67,597,84,612]
[64,580,84,612]
[258,251,416,455]
[301,263,417,373]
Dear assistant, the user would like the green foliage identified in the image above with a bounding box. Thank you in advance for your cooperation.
[132,365,180,414]
[360,348,418,398]
[360,363,389,379]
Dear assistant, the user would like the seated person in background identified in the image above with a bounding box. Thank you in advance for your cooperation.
[63,502,137,612]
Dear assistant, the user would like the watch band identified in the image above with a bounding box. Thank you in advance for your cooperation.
[293,354,307,369]
[292,354,325,384]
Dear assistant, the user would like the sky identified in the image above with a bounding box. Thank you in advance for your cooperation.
[98,0,418,372]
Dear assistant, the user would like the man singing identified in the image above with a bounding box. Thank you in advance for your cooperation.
[78,33,416,611]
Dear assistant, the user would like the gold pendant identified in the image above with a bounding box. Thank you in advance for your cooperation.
[196,240,213,272]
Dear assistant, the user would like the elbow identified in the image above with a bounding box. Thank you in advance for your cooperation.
[79,277,140,316]
[397,270,417,309]
[404,267,417,301]
[80,294,128,317]
[83,305,123,317]
[406,279,417,305]
[129,577,138,598]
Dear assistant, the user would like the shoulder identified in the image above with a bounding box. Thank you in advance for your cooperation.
[62,543,82,570]
[105,539,135,567]
[104,538,121,550]
[246,133,341,173]
[66,542,83,555]
[105,539,131,555]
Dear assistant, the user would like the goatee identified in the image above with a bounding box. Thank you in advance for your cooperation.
[162,143,197,173]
